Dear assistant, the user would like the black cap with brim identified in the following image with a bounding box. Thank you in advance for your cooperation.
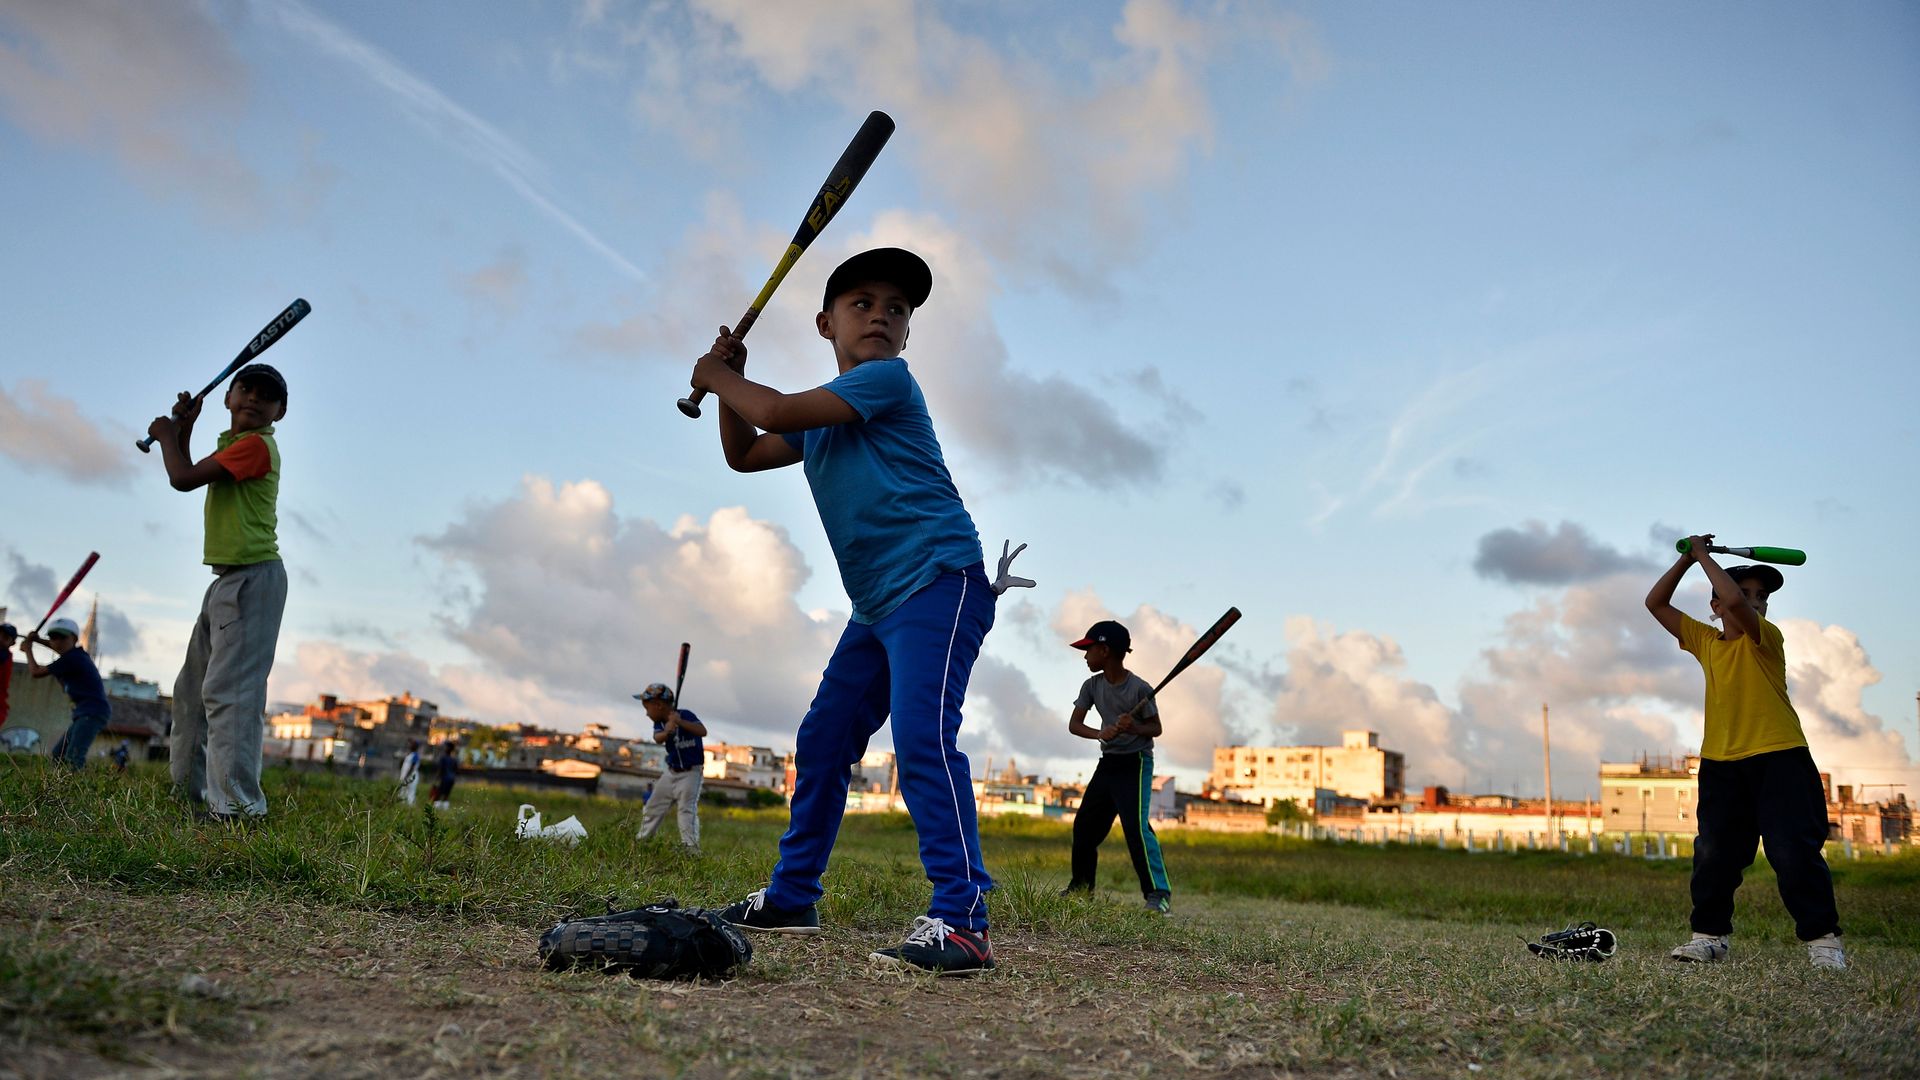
[232,362,288,401]
[822,248,932,312]
[1727,564,1786,595]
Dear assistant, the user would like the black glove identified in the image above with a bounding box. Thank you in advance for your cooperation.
[539,898,752,980]
[1526,921,1617,962]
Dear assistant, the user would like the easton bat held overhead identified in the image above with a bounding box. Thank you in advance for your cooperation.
[1674,540,1807,566]
[136,299,311,453]
[678,111,895,419]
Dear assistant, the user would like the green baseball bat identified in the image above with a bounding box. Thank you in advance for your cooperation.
[1674,540,1806,566]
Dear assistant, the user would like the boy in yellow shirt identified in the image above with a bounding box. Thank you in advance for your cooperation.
[1645,533,1843,970]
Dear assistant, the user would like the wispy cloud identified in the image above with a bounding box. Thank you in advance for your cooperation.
[0,379,136,487]
[258,0,645,283]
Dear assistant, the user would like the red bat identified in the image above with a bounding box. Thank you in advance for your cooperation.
[31,552,100,636]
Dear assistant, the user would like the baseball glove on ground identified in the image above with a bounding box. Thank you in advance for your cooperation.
[539,898,751,980]
[1526,921,1617,962]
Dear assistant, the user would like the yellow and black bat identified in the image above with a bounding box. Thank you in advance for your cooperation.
[678,111,895,418]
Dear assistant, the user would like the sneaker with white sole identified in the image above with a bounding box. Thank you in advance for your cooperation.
[868,916,995,976]
[716,888,822,935]
[1669,933,1730,963]
[1806,934,1847,970]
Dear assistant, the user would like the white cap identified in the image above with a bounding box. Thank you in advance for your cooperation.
[45,617,81,639]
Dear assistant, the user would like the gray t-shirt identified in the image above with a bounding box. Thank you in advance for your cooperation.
[1075,672,1158,756]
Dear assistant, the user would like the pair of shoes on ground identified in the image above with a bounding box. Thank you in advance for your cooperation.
[717,889,994,976]
[1669,932,1847,970]
[1058,883,1171,915]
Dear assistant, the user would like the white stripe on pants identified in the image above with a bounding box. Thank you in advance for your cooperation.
[170,560,287,817]
[637,767,702,847]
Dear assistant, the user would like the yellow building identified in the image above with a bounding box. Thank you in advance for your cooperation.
[1208,730,1406,807]
[1598,754,1700,834]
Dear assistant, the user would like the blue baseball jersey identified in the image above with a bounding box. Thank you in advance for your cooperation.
[782,359,982,623]
[656,709,705,772]
[47,647,110,719]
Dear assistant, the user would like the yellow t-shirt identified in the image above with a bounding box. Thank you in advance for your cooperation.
[1677,613,1807,761]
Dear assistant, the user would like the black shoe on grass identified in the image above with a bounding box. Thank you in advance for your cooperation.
[869,916,995,976]
[717,888,822,935]
[1144,891,1172,915]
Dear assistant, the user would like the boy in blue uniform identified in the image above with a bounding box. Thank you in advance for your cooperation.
[690,248,1032,975]
[634,682,708,853]
[23,617,111,769]
[1061,620,1173,913]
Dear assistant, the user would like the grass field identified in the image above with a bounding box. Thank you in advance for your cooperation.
[3,759,1916,1078]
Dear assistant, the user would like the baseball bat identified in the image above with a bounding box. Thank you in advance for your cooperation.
[137,298,312,452]
[678,111,895,418]
[29,552,100,637]
[1674,540,1806,566]
[1130,607,1242,717]
[672,642,691,706]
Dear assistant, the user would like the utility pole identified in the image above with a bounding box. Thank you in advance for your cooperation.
[1542,703,1554,838]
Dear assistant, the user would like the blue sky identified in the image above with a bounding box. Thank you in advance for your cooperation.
[3,0,1916,797]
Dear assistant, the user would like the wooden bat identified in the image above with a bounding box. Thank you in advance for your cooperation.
[1128,607,1242,719]
[1674,540,1806,566]
[137,298,312,452]
[678,111,895,418]
[672,642,691,707]
[29,552,100,636]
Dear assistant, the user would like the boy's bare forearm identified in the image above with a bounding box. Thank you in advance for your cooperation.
[704,367,784,431]
[1645,554,1692,608]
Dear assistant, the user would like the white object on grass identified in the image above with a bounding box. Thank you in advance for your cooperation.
[516,803,588,845]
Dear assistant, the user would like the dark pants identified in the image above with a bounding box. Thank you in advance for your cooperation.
[1691,746,1840,941]
[51,714,109,769]
[1070,750,1171,899]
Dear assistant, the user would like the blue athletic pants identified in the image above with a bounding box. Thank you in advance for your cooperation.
[767,563,996,931]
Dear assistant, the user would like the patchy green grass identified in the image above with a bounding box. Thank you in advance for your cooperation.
[3,757,1916,1078]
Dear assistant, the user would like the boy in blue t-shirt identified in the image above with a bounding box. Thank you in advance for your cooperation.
[634,681,708,853]
[690,247,1033,975]
[23,617,112,768]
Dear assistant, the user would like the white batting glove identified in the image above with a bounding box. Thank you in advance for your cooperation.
[990,539,1036,596]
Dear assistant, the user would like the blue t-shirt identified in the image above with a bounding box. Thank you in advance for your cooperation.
[781,359,982,623]
[47,647,110,719]
[657,709,705,772]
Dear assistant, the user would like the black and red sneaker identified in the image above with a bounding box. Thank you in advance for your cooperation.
[868,916,995,976]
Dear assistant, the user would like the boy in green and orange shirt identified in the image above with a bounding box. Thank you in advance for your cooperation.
[1645,533,1844,970]
[147,362,290,821]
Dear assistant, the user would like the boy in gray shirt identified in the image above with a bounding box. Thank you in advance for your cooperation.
[1062,620,1172,913]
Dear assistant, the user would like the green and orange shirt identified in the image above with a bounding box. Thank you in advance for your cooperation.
[204,426,280,566]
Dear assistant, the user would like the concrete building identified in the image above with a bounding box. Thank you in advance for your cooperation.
[1599,754,1699,834]
[1209,730,1406,807]
[703,742,784,791]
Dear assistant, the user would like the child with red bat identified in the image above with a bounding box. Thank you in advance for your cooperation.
[146,363,291,821]
[1645,533,1845,970]
[689,248,1033,975]
[22,617,112,768]
[1061,619,1173,914]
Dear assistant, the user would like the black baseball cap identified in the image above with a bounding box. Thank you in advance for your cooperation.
[232,362,288,401]
[1070,620,1131,653]
[822,248,932,311]
[1726,564,1785,595]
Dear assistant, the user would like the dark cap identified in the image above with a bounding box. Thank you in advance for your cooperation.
[0,623,15,639]
[634,682,675,704]
[822,247,931,311]
[232,362,288,401]
[1726,564,1785,596]
[1070,620,1131,653]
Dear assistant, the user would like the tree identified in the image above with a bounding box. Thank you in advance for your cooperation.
[1266,797,1312,826]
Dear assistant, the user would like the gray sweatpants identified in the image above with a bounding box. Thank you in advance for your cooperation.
[171,560,287,817]
[637,767,703,847]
